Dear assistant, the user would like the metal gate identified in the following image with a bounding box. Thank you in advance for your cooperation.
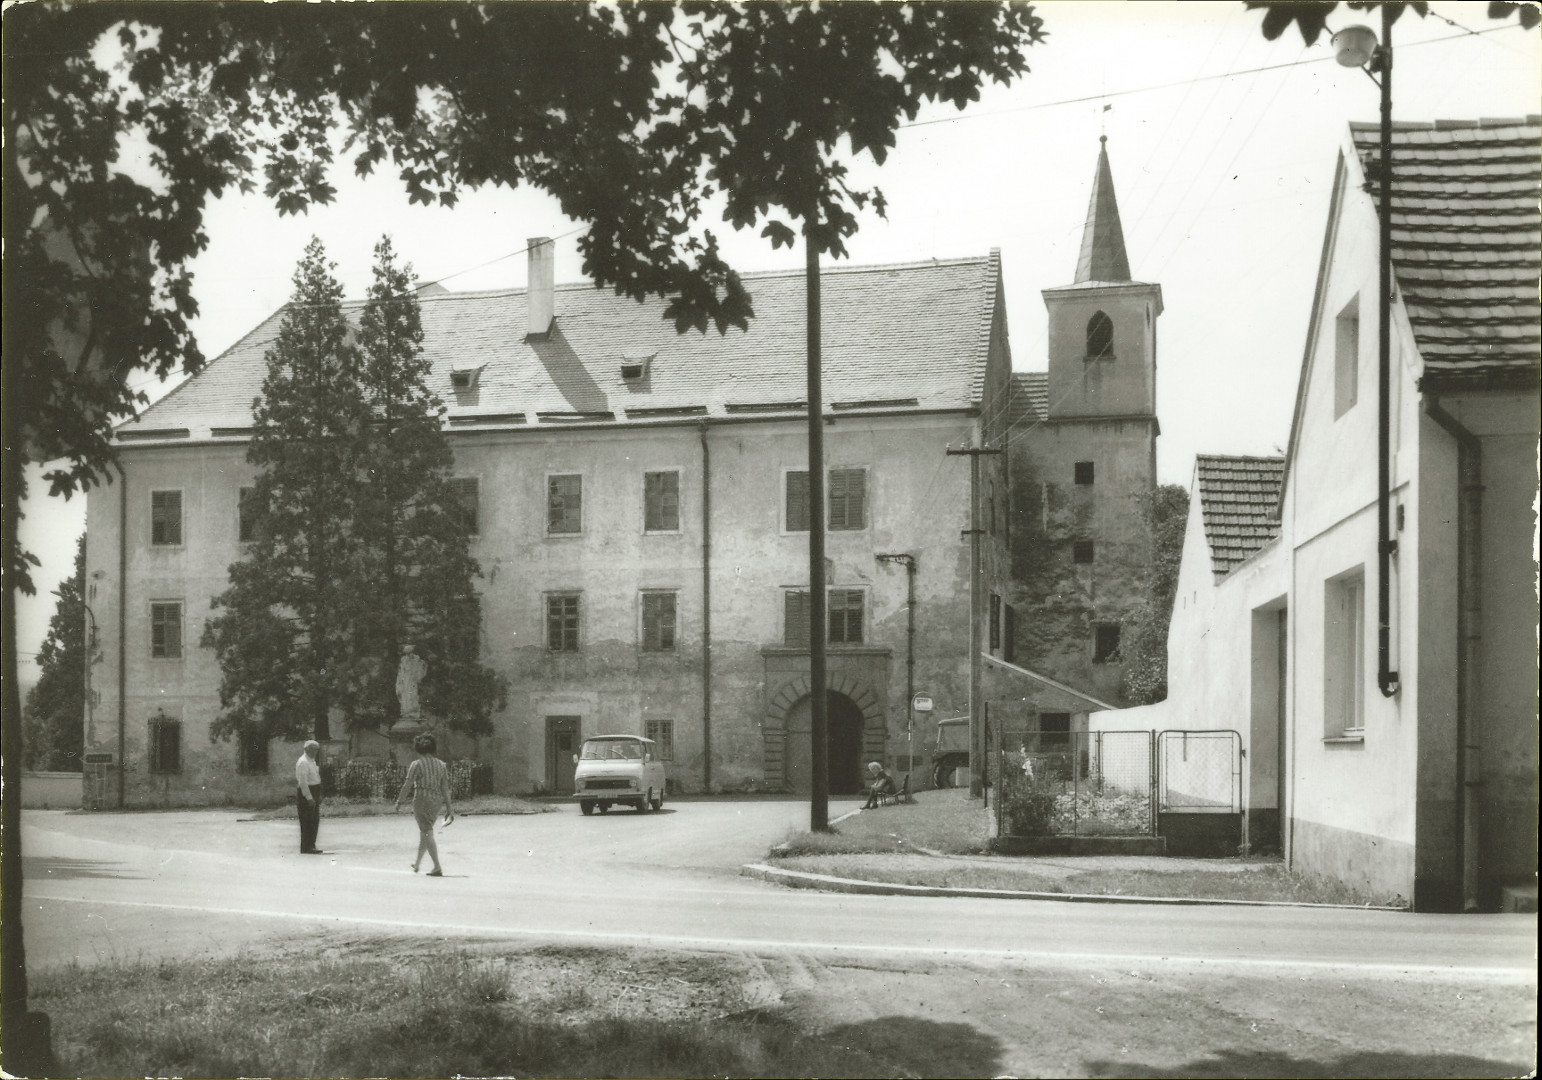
[995,729,1155,837]
[1156,730,1241,813]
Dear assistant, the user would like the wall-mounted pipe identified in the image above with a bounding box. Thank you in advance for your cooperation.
[1375,3,1400,699]
[117,461,127,808]
[698,420,713,792]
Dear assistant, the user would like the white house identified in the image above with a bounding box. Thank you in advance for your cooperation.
[1095,116,1539,911]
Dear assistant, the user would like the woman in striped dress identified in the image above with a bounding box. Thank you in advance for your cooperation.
[394,732,455,876]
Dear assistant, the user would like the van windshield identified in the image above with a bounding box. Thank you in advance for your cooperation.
[580,741,643,761]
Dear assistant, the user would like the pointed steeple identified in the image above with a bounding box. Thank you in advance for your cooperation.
[1074,136,1132,284]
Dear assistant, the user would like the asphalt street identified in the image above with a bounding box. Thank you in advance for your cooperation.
[22,800,1535,981]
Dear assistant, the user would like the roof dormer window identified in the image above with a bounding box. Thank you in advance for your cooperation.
[450,366,483,391]
[620,354,653,382]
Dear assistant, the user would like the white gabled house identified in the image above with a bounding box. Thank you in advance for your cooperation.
[1096,116,1540,911]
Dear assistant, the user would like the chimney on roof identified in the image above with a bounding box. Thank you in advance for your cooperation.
[527,237,554,339]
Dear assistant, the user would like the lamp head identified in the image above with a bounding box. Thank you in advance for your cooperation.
[1331,24,1379,68]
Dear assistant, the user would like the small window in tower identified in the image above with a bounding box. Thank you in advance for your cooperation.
[1074,461,1095,486]
[1073,540,1095,564]
[1086,311,1115,361]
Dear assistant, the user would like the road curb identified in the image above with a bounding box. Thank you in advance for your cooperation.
[740,863,1408,911]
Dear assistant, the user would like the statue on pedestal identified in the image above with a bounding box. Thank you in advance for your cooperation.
[394,644,428,730]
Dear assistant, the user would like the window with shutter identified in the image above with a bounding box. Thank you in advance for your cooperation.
[449,477,480,536]
[783,590,811,648]
[641,592,677,651]
[828,589,864,644]
[150,602,183,659]
[989,593,1001,651]
[645,471,680,532]
[828,469,867,530]
[237,487,259,544]
[785,471,810,532]
[151,490,183,546]
[548,475,582,534]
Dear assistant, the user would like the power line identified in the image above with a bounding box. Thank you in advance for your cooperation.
[897,24,1529,132]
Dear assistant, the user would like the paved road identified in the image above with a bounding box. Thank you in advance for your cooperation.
[22,801,1534,981]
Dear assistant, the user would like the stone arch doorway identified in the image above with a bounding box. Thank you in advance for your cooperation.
[783,691,866,795]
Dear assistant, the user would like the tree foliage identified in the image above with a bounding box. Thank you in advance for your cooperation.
[1121,484,1190,707]
[22,536,89,772]
[202,239,503,743]
[1242,0,1536,45]
[3,1,1048,592]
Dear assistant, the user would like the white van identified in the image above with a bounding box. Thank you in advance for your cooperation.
[573,735,666,815]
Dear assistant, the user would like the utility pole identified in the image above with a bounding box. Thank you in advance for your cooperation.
[806,220,829,832]
[947,443,1002,798]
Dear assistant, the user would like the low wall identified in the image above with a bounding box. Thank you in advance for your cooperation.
[22,772,82,809]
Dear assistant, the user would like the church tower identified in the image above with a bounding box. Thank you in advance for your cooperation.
[1005,138,1162,709]
[1043,135,1163,421]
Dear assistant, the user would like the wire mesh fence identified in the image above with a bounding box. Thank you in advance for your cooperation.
[995,729,1155,837]
[1156,730,1241,814]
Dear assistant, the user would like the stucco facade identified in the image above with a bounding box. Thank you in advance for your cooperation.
[84,252,1012,805]
[1095,118,1540,910]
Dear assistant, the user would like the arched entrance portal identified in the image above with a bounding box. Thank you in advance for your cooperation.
[783,691,866,795]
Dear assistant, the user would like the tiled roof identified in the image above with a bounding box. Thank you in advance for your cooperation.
[120,254,1001,440]
[1008,371,1048,427]
[1195,455,1285,580]
[1349,117,1541,389]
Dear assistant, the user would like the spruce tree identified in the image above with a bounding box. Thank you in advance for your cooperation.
[22,535,87,771]
[353,237,503,733]
[204,238,375,742]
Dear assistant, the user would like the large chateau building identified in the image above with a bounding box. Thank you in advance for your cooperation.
[83,143,1163,805]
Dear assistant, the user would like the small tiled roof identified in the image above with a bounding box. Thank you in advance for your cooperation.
[1349,117,1541,390]
[1195,454,1285,580]
[1008,371,1048,427]
[120,254,1001,440]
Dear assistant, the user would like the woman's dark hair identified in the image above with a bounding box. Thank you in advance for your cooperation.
[413,733,437,755]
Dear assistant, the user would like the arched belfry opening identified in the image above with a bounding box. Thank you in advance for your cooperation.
[1086,310,1115,360]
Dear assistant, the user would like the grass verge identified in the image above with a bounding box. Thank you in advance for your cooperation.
[251,793,554,820]
[33,945,911,1079]
[769,788,1404,907]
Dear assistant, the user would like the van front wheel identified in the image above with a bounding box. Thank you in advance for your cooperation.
[580,800,595,816]
[636,792,650,813]
[650,789,663,812]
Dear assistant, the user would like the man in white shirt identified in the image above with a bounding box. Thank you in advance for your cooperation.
[295,740,323,854]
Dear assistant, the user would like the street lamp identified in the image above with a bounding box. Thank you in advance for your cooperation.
[1332,8,1400,700]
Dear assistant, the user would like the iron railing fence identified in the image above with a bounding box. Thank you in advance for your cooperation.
[1156,730,1241,814]
[995,729,1156,837]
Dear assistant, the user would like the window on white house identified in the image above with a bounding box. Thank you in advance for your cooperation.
[448,477,480,536]
[645,719,675,761]
[546,594,580,652]
[547,475,582,534]
[1324,570,1366,738]
[1334,296,1359,419]
[151,490,183,546]
[150,602,183,659]
[149,716,182,774]
[644,471,680,532]
[641,591,677,652]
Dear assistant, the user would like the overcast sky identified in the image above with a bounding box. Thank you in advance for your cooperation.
[17,0,1539,681]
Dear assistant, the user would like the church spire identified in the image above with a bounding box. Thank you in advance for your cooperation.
[1074,136,1132,284]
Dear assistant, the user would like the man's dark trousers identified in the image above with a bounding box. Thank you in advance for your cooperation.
[297,785,322,852]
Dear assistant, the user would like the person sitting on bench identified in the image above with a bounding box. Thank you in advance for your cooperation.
[862,761,897,809]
